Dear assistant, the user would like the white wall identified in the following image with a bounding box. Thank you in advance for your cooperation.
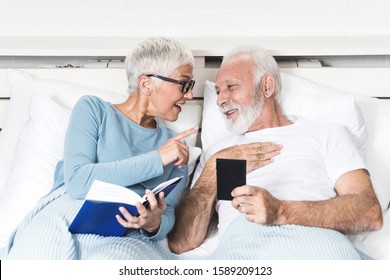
[0,0,389,37]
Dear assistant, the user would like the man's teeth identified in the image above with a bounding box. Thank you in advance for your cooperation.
[226,109,236,115]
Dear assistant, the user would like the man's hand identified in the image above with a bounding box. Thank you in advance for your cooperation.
[231,185,281,224]
[212,142,282,172]
[231,169,383,234]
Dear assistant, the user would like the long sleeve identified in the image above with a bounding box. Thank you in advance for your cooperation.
[63,96,165,198]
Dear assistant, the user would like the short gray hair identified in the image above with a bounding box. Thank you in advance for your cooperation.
[125,37,194,93]
[222,46,282,105]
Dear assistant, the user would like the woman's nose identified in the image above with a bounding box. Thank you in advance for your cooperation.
[184,89,193,100]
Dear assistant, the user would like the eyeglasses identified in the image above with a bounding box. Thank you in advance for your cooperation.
[146,74,195,94]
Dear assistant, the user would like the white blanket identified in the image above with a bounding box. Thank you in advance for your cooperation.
[0,187,369,260]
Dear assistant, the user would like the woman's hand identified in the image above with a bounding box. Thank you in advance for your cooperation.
[115,190,166,234]
[157,127,198,168]
[211,142,282,172]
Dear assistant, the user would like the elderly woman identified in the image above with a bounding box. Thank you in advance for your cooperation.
[2,37,197,259]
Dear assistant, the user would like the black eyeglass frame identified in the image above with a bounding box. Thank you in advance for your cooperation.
[146,74,195,94]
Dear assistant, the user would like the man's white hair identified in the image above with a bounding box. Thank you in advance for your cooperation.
[222,45,282,106]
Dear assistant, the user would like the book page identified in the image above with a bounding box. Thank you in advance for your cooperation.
[86,180,142,205]
[141,176,183,204]
[86,176,183,206]
[151,176,182,193]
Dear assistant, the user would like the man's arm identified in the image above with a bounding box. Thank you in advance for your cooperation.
[232,169,383,234]
[168,142,282,254]
[168,158,217,254]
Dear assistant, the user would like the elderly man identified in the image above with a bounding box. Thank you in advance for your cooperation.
[168,45,383,259]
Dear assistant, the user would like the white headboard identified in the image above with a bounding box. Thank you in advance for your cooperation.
[1,36,390,130]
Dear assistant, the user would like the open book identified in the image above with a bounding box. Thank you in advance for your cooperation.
[68,176,183,237]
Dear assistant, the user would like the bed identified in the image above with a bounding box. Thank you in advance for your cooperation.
[0,36,389,260]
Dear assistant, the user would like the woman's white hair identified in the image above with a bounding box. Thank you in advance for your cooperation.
[125,37,194,93]
[222,45,282,106]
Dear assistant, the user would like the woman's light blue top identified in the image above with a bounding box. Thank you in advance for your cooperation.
[52,95,188,240]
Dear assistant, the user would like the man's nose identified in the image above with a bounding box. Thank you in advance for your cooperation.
[217,90,229,107]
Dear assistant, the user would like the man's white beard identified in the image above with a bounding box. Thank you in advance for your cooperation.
[220,97,264,134]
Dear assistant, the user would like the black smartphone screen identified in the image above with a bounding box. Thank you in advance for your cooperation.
[216,158,246,200]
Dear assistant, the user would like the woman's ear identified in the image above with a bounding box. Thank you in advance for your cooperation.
[138,75,152,96]
[261,74,275,98]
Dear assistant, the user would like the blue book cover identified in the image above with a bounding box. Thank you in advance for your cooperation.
[68,176,182,237]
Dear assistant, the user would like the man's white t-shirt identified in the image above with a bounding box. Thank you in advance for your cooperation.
[192,119,366,236]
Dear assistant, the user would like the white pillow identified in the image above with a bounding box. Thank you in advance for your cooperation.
[353,97,390,211]
[0,69,128,195]
[201,72,390,210]
[281,72,367,153]
[351,208,390,260]
[161,103,203,175]
[202,73,366,153]
[0,70,202,247]
[161,102,202,148]
[0,92,69,246]
[201,80,232,153]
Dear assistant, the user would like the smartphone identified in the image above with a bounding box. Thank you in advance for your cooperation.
[216,158,246,201]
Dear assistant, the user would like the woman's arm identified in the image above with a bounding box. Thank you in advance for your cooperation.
[63,97,164,198]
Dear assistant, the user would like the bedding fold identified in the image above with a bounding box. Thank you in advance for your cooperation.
[0,187,367,260]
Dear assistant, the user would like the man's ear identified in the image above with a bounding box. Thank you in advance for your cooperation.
[261,73,275,98]
[138,75,152,96]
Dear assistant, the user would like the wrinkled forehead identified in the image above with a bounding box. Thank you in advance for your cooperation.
[171,64,194,79]
[216,56,254,87]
